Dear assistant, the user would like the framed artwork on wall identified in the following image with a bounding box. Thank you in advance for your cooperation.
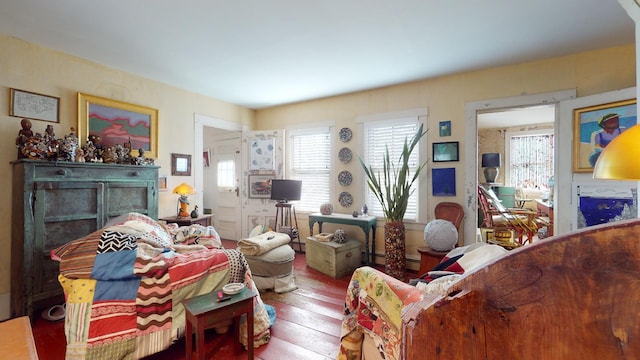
[77,93,158,159]
[10,88,60,123]
[249,138,275,170]
[432,167,456,196]
[432,141,459,162]
[171,153,191,176]
[203,148,211,167]
[439,120,451,137]
[248,174,273,198]
[572,98,636,173]
[158,174,168,191]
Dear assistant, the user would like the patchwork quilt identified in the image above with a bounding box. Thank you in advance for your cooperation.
[51,213,271,360]
[338,266,424,360]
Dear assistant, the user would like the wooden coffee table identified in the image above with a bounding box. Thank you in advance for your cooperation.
[183,287,257,359]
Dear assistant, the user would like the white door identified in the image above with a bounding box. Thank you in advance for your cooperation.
[210,135,242,240]
[241,130,285,237]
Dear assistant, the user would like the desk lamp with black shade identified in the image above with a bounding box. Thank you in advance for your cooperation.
[481,152,502,183]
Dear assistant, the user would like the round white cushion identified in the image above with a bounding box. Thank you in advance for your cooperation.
[424,219,458,251]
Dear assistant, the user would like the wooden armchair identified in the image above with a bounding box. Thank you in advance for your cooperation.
[478,185,540,246]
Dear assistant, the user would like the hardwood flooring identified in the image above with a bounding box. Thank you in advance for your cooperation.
[31,239,365,360]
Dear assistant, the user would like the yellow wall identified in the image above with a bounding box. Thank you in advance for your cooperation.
[255,44,636,268]
[0,34,254,318]
[0,32,635,318]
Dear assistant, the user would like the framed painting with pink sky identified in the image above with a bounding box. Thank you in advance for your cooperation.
[77,93,158,159]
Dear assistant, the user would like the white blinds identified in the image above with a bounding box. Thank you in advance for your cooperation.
[364,120,420,220]
[509,133,554,189]
[290,129,331,212]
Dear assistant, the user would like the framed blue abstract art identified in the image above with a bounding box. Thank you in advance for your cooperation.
[575,183,638,229]
[432,167,456,196]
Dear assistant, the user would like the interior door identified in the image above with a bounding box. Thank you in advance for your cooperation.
[208,134,242,240]
[241,130,285,238]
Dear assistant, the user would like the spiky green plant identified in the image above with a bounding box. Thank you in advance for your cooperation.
[359,123,428,222]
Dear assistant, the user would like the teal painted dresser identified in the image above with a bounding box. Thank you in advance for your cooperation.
[10,160,159,318]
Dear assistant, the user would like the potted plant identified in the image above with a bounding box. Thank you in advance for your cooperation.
[359,123,428,279]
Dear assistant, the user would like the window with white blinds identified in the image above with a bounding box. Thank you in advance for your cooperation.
[289,127,331,212]
[363,119,420,221]
[507,129,554,190]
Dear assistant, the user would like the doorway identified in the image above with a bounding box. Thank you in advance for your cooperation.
[194,113,247,241]
[462,89,577,245]
[477,104,555,189]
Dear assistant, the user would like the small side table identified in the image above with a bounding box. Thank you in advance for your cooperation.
[417,246,449,275]
[183,287,257,360]
[160,214,213,227]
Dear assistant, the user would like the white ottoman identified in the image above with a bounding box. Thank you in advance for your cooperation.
[242,243,297,293]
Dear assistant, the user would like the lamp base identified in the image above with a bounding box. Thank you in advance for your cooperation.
[177,201,189,218]
[483,167,499,183]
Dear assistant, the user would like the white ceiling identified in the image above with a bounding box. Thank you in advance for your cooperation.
[0,1,634,110]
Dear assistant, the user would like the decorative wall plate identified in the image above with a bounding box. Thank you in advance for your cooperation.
[339,191,353,207]
[338,147,352,163]
[338,170,353,186]
[339,127,352,142]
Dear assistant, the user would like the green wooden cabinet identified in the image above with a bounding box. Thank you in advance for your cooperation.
[496,186,516,208]
[11,160,159,318]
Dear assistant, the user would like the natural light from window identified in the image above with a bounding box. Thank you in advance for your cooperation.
[217,159,235,188]
[507,130,554,191]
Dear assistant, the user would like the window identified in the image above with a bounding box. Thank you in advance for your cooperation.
[216,158,235,188]
[506,129,554,190]
[363,118,421,221]
[288,127,331,212]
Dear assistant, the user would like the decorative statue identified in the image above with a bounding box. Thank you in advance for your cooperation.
[114,144,130,164]
[74,148,86,162]
[15,118,34,158]
[58,129,79,161]
[102,146,117,163]
[190,205,199,219]
[132,148,154,165]
[44,125,55,140]
[82,141,97,162]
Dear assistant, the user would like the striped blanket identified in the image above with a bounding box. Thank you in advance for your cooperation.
[51,213,271,360]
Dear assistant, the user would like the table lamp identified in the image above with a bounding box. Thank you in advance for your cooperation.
[481,153,502,183]
[593,123,640,180]
[173,183,196,218]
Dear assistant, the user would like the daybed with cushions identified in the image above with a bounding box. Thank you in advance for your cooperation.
[51,213,271,360]
[339,218,640,359]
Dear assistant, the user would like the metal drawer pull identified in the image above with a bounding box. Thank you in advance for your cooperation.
[131,171,141,177]
[57,169,68,175]
[346,251,352,257]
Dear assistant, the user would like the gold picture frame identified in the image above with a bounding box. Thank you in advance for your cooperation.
[572,98,636,173]
[77,93,158,159]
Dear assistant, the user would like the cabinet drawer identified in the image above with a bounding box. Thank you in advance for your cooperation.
[31,162,157,181]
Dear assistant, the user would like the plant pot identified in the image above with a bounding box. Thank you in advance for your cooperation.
[384,221,406,280]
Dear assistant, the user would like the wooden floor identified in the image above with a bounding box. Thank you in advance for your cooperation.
[31,239,367,360]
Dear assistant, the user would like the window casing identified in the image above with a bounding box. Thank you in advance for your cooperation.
[363,118,421,221]
[288,127,331,212]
